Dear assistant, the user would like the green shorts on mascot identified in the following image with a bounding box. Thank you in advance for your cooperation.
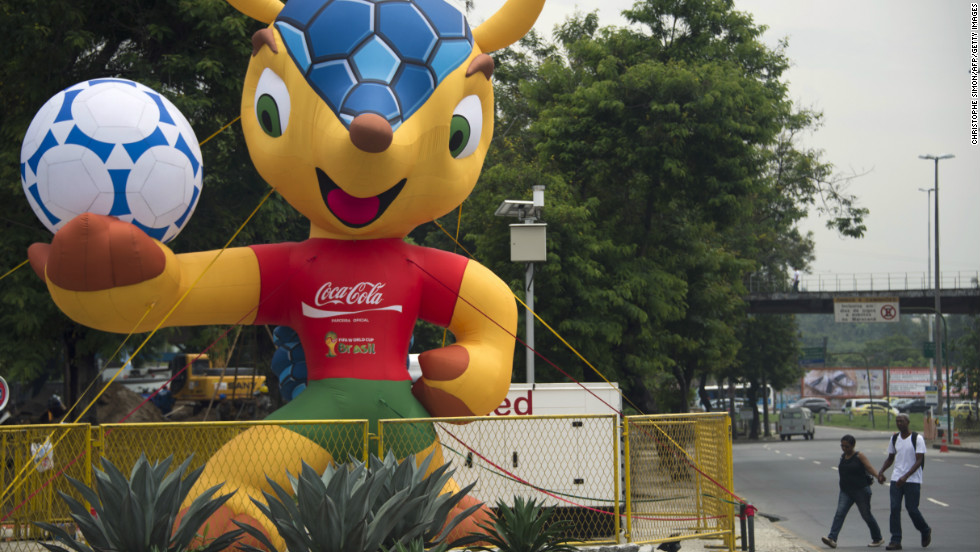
[27,0,545,547]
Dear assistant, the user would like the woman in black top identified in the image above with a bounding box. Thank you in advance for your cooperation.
[821,434,885,548]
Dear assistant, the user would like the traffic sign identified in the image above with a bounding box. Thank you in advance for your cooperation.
[0,375,8,411]
[834,297,900,323]
[799,346,825,365]
[921,341,945,358]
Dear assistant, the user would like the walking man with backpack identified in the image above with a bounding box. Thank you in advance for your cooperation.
[878,413,931,550]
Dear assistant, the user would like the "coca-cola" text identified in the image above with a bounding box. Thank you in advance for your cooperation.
[314,282,386,306]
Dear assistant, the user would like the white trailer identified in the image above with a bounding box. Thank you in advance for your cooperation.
[438,382,623,539]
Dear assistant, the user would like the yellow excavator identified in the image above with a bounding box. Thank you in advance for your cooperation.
[167,353,266,404]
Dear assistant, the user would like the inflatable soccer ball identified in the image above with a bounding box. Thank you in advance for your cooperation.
[20,79,203,243]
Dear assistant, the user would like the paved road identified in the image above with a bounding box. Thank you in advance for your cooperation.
[732,426,980,550]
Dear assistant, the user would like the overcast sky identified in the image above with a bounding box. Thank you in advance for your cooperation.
[464,0,980,286]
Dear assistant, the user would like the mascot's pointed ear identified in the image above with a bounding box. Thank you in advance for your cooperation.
[227,0,284,24]
[473,0,547,53]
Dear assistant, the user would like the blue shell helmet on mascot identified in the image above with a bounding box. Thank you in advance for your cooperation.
[27,0,545,546]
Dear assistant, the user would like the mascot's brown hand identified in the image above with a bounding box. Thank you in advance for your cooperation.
[28,213,166,291]
[412,344,476,419]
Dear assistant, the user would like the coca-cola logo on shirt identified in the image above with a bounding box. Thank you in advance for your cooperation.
[315,282,385,306]
[302,281,403,320]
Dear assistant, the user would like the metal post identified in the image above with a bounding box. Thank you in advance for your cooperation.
[920,153,953,414]
[866,356,875,429]
[919,187,935,385]
[739,503,747,551]
[526,262,535,384]
[933,159,942,416]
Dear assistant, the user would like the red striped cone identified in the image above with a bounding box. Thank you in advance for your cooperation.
[953,429,961,445]
[940,435,949,453]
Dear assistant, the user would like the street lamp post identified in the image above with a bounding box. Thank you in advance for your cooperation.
[495,186,546,384]
[918,186,934,385]
[918,153,953,422]
[917,187,934,288]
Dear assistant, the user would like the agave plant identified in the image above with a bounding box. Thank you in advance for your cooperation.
[471,497,578,552]
[235,450,481,552]
[34,454,242,552]
[391,539,448,552]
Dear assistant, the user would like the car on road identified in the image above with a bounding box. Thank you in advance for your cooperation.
[842,398,893,413]
[897,399,931,414]
[852,403,899,417]
[789,397,832,413]
[777,406,815,440]
[951,402,978,419]
[891,398,914,410]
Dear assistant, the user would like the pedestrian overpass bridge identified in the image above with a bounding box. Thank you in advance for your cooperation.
[746,271,980,315]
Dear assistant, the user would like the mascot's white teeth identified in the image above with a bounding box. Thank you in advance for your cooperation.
[317,168,406,228]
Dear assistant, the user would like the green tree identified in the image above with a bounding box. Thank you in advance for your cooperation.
[951,316,979,401]
[731,314,802,437]
[430,0,866,413]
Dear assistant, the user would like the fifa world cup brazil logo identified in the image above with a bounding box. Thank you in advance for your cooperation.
[324,331,339,358]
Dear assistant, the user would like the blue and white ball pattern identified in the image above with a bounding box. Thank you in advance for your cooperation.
[20,79,203,243]
[275,0,473,131]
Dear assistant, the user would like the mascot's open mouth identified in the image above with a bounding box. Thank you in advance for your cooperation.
[317,168,406,228]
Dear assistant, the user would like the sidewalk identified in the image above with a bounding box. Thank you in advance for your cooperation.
[585,516,817,552]
[928,431,979,453]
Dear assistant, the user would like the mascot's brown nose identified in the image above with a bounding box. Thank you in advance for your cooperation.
[349,113,393,153]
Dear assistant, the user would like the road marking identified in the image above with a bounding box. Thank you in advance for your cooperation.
[798,456,806,460]
[933,458,945,463]
[813,461,821,465]
[831,467,838,471]
[927,498,948,507]
[965,464,979,469]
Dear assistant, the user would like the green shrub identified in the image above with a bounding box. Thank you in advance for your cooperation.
[34,454,242,552]
[235,451,480,552]
[471,497,577,552]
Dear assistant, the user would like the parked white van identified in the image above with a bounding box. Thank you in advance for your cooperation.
[777,406,815,440]
[841,398,892,413]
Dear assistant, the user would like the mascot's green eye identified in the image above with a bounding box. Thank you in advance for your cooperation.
[449,95,482,159]
[254,68,291,138]
[257,95,282,137]
[449,115,470,157]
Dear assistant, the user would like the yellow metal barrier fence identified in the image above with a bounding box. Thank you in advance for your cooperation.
[1,424,90,546]
[97,420,369,483]
[624,412,735,548]
[1,414,735,551]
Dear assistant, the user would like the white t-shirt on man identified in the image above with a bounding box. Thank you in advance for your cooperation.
[887,432,925,484]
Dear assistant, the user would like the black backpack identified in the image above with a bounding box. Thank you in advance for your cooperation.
[891,431,924,470]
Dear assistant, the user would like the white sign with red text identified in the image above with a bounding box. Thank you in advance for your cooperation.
[491,382,622,416]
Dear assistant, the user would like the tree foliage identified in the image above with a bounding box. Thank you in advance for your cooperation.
[414,0,866,412]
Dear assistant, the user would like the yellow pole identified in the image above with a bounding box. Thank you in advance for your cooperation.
[622,417,633,542]
[613,415,622,542]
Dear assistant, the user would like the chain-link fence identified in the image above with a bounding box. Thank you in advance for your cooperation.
[380,414,622,541]
[624,413,735,548]
[1,424,90,547]
[1,414,736,551]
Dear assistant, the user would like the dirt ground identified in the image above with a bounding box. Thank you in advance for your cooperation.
[0,382,272,425]
[95,383,275,423]
[94,383,169,423]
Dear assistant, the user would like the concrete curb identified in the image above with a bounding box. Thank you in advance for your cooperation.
[930,442,980,453]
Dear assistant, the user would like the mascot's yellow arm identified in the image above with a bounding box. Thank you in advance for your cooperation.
[46,246,261,334]
[415,261,518,417]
